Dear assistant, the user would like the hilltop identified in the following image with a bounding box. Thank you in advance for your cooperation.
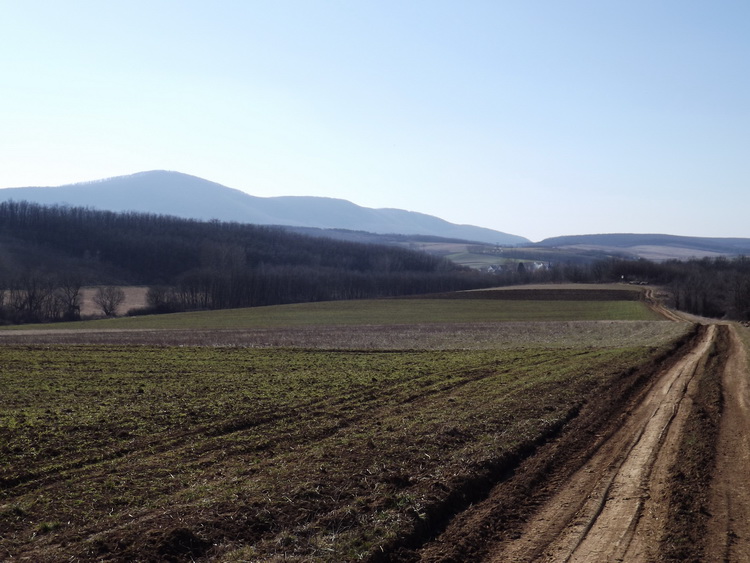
[0,171,529,246]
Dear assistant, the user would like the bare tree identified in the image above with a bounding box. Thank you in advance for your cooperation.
[57,274,82,320]
[8,272,57,323]
[93,286,126,317]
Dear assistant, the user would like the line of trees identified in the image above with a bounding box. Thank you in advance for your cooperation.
[0,271,129,324]
[0,201,499,323]
[494,255,750,320]
[0,272,82,324]
[0,200,461,283]
[4,201,750,323]
[584,255,750,320]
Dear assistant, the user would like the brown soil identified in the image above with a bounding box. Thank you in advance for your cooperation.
[487,325,715,562]
[386,326,701,562]
[5,290,748,561]
[705,325,750,561]
[418,287,642,301]
[400,320,750,562]
[0,320,686,349]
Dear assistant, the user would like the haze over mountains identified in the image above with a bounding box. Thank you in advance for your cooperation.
[0,171,529,246]
[4,171,750,260]
[538,234,750,261]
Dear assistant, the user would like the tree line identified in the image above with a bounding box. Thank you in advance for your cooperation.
[595,255,750,320]
[0,201,497,323]
[0,273,125,324]
[506,255,750,320]
[3,201,749,323]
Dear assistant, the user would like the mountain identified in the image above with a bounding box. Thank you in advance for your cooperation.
[537,233,750,260]
[0,171,529,246]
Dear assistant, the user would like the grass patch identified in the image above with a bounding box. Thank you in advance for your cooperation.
[2,298,661,331]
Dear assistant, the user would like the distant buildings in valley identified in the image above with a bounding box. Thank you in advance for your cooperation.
[485,262,549,274]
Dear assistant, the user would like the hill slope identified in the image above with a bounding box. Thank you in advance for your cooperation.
[537,233,750,260]
[0,171,529,246]
[0,201,500,322]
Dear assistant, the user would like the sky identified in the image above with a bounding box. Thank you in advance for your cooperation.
[2,1,750,242]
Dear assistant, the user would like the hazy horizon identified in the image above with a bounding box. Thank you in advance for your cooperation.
[3,1,749,241]
[6,169,750,244]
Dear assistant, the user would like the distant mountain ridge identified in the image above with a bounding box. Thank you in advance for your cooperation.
[537,233,750,260]
[0,170,529,246]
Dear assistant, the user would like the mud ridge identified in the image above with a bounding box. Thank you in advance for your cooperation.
[369,405,582,563]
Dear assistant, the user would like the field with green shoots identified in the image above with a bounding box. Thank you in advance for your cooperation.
[0,286,691,561]
[1,286,658,333]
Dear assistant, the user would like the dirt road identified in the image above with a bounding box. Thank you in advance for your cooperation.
[413,321,750,562]
[487,325,716,562]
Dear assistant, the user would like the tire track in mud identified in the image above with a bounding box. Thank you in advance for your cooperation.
[2,355,538,495]
[706,324,750,562]
[643,287,685,322]
[485,324,717,562]
[5,351,549,559]
[6,353,575,561]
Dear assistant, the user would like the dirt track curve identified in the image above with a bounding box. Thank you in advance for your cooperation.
[412,297,750,562]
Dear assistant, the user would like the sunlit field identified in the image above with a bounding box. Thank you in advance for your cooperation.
[0,285,689,561]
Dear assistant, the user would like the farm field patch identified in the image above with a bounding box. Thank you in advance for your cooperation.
[0,323,689,561]
[0,285,696,561]
[1,295,661,333]
[0,320,687,349]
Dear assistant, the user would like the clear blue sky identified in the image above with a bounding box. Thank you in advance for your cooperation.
[2,1,749,242]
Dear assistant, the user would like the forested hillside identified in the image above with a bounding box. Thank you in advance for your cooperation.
[1,170,530,245]
[0,201,497,323]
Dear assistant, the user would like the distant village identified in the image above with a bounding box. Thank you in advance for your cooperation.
[485,261,550,274]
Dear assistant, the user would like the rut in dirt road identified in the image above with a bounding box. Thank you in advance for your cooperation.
[706,324,750,562]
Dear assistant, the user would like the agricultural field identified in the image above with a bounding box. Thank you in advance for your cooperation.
[0,286,695,561]
[3,284,657,333]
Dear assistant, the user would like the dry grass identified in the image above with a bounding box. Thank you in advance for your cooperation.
[79,286,148,317]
